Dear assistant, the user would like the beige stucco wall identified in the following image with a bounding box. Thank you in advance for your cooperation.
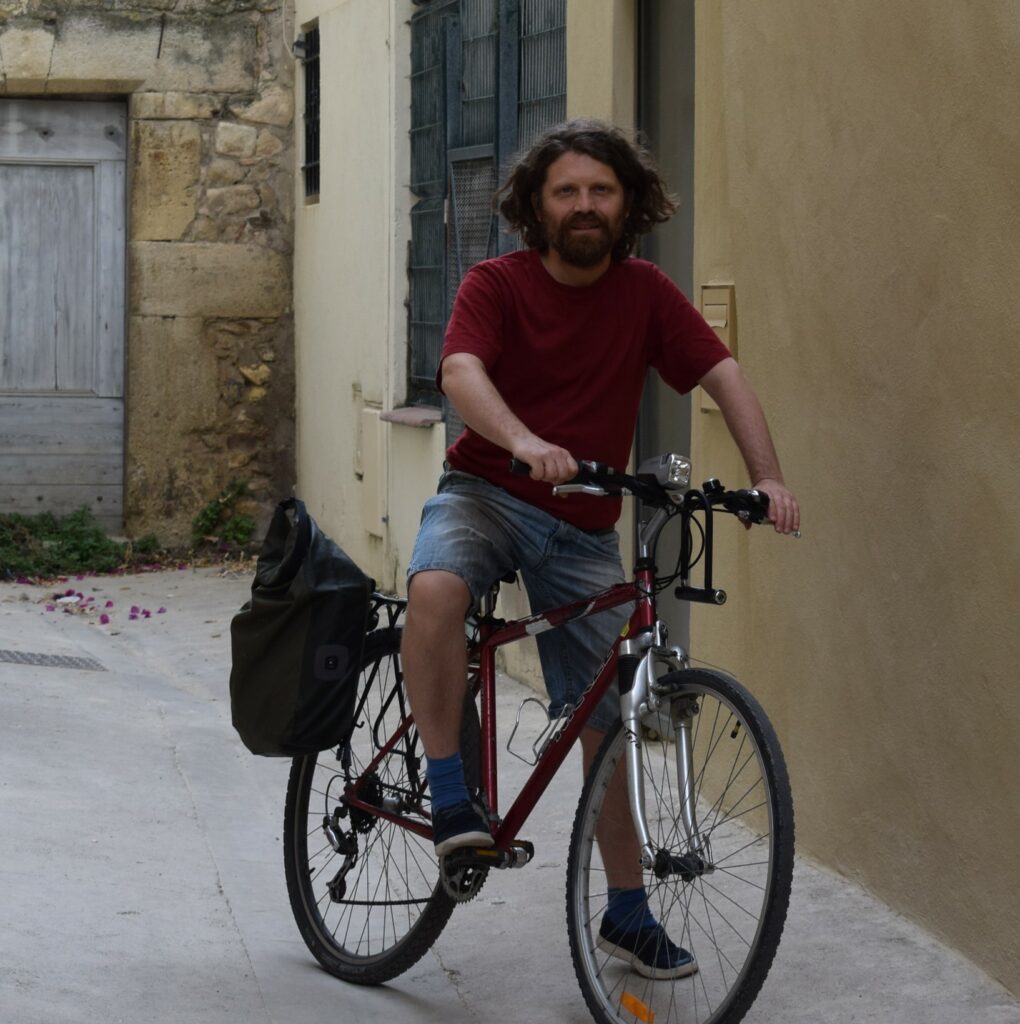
[293,0,446,589]
[293,5,1019,993]
[691,0,1020,994]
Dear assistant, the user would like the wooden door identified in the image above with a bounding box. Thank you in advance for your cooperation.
[0,99,126,532]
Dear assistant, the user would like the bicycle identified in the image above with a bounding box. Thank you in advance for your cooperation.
[283,453,795,1024]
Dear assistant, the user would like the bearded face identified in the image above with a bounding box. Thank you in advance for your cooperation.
[547,209,624,267]
[536,152,628,270]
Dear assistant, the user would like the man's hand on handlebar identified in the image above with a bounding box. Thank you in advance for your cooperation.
[511,438,578,485]
[751,477,800,535]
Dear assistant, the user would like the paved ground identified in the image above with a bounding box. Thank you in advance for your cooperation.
[1,566,1018,1024]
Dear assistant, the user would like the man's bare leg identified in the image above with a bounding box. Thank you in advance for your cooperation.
[401,570,472,758]
[581,725,643,890]
[402,569,492,853]
[581,725,696,974]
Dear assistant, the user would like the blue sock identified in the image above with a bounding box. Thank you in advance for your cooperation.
[425,753,470,811]
[606,887,657,933]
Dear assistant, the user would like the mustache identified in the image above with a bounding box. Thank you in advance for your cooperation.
[566,213,607,230]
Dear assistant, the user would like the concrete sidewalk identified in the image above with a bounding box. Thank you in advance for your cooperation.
[1,567,1017,1024]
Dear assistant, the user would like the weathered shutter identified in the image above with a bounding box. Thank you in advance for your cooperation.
[0,99,126,530]
[409,1,457,403]
[407,0,565,445]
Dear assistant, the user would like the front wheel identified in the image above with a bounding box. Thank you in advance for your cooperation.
[566,668,794,1024]
[283,627,455,985]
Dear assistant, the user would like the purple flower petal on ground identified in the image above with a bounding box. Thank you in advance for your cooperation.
[157,607,167,614]
[76,575,84,581]
[16,576,30,584]
[104,600,114,608]
[64,588,76,597]
[45,604,55,612]
[129,614,138,621]
[100,614,110,625]
[130,605,140,615]
[142,610,151,618]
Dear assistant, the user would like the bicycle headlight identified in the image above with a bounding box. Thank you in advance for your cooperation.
[637,453,692,490]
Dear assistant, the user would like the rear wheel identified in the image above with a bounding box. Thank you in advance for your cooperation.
[567,668,794,1024]
[283,628,455,985]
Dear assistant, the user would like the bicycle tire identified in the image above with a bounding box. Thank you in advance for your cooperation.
[283,627,455,985]
[566,667,794,1024]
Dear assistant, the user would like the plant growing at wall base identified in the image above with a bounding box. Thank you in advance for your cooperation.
[192,481,256,550]
[0,508,164,578]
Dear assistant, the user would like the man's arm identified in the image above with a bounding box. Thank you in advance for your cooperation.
[698,358,800,534]
[441,352,578,483]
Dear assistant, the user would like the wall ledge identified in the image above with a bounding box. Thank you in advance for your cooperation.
[380,406,442,428]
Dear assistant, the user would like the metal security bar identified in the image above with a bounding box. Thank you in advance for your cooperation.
[461,0,499,146]
[519,0,566,149]
[301,26,321,198]
[409,2,456,399]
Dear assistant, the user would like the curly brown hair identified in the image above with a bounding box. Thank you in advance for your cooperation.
[496,118,678,261]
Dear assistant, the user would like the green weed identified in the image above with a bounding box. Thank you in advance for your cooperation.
[191,481,256,549]
[0,507,129,578]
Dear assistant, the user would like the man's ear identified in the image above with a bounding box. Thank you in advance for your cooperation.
[531,192,542,221]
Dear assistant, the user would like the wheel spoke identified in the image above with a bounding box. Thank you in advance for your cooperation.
[567,669,793,1024]
[282,629,454,983]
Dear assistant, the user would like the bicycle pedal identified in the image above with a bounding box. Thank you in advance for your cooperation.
[442,840,535,871]
[442,846,501,869]
[506,839,535,868]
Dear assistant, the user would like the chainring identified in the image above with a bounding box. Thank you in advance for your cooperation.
[438,851,489,903]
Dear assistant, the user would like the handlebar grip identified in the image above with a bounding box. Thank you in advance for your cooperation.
[721,488,770,524]
[509,459,532,476]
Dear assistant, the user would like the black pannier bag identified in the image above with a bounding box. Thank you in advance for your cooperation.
[229,497,375,756]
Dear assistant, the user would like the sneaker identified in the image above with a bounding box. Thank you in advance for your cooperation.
[431,799,494,856]
[597,917,698,980]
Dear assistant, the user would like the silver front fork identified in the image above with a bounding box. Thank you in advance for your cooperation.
[619,628,692,870]
[675,707,708,855]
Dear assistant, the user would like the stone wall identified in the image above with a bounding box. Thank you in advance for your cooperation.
[0,0,296,546]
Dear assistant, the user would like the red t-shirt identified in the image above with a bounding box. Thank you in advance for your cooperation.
[439,249,730,531]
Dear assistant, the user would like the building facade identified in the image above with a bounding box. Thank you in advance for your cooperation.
[291,0,1020,998]
[0,0,296,542]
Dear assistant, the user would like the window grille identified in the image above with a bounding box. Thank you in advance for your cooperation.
[408,0,565,424]
[519,0,566,149]
[301,26,321,199]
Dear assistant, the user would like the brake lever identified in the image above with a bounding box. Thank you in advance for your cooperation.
[552,484,609,497]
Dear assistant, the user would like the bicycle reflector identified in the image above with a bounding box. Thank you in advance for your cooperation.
[637,452,692,490]
[619,991,655,1023]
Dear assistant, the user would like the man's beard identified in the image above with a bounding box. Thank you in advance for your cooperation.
[547,212,623,268]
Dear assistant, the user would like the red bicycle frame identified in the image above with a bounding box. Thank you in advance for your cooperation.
[343,564,659,849]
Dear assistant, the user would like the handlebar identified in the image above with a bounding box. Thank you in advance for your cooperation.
[509,456,772,526]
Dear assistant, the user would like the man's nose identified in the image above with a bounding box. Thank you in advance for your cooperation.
[573,188,594,211]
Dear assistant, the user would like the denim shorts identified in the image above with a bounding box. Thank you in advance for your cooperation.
[407,469,631,732]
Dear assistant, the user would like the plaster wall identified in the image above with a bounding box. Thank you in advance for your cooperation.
[294,0,428,589]
[691,0,1020,994]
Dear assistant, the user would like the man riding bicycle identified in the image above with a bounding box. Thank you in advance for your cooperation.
[401,118,800,979]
